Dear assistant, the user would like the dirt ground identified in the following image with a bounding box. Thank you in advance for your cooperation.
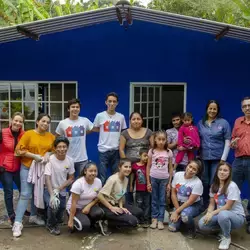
[0,190,250,250]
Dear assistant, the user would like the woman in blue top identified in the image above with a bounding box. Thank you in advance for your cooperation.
[197,100,231,209]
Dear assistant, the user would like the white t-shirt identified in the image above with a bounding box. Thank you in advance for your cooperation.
[94,111,127,152]
[55,117,93,162]
[148,148,173,179]
[210,181,245,217]
[172,171,203,203]
[44,155,75,196]
[66,177,102,210]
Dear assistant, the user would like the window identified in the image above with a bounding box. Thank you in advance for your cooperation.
[130,83,186,131]
[0,82,77,133]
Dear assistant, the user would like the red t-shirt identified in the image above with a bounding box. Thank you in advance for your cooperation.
[132,163,147,192]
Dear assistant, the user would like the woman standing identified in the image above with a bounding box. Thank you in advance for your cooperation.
[67,162,104,233]
[168,159,204,238]
[12,113,55,237]
[119,112,153,204]
[197,100,231,208]
[198,162,245,250]
[0,112,25,224]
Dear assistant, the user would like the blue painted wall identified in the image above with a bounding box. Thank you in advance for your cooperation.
[0,20,250,196]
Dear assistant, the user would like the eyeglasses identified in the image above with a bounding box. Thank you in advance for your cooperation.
[242,104,250,109]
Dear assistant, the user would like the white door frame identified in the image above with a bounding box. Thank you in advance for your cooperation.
[129,82,187,128]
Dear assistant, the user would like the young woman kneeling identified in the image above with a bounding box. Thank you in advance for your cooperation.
[98,158,143,229]
[67,162,105,233]
[169,159,204,238]
[198,162,245,250]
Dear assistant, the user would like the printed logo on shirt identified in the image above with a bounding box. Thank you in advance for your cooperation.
[176,183,192,197]
[65,125,85,137]
[155,157,167,169]
[115,189,126,200]
[64,165,69,169]
[93,187,100,193]
[103,121,121,132]
[217,125,223,130]
[214,193,227,207]
[137,169,146,184]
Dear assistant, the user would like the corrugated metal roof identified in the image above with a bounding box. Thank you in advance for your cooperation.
[0,6,250,44]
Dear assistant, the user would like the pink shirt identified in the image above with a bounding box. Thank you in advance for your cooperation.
[148,148,173,179]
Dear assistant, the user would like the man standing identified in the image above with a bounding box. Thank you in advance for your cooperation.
[166,112,188,172]
[93,92,127,184]
[231,96,250,233]
[55,98,93,176]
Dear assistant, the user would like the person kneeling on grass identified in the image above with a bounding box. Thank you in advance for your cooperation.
[67,161,106,234]
[44,136,75,235]
[198,162,245,250]
[97,158,143,229]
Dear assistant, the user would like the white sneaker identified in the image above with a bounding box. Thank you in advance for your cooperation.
[12,222,23,237]
[218,236,231,250]
[29,215,45,226]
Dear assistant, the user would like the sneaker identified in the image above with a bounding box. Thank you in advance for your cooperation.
[29,215,45,226]
[46,224,60,236]
[157,221,164,230]
[150,219,157,229]
[142,222,150,228]
[218,236,231,250]
[12,222,23,237]
[97,220,111,236]
[186,228,196,239]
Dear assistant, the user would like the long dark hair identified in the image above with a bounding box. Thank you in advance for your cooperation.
[187,159,204,179]
[152,130,169,153]
[202,100,221,125]
[211,162,232,195]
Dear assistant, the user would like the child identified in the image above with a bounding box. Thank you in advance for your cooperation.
[98,158,143,229]
[146,130,173,230]
[198,162,245,250]
[44,137,75,235]
[130,149,151,227]
[174,112,200,170]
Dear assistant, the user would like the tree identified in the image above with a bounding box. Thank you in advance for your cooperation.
[148,0,250,27]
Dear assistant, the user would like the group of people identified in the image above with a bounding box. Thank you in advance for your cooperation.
[0,92,249,250]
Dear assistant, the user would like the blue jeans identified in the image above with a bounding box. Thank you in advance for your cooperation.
[0,170,20,218]
[44,189,66,227]
[198,211,245,238]
[15,165,37,223]
[98,150,120,184]
[202,160,220,208]
[151,177,168,222]
[169,201,202,230]
[74,160,88,178]
[232,157,250,217]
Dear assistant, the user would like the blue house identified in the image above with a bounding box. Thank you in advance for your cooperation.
[0,5,250,195]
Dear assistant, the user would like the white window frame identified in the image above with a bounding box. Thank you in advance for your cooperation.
[0,81,78,132]
[130,82,187,130]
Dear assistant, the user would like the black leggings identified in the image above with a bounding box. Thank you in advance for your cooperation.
[100,204,143,228]
[67,205,104,231]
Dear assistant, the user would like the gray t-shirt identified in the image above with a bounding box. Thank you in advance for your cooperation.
[210,181,245,217]
[121,128,152,163]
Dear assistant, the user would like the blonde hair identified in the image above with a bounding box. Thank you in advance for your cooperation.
[12,112,25,122]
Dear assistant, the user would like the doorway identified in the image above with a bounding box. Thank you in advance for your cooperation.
[130,83,186,131]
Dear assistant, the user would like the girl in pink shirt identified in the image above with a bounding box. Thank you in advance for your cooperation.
[146,130,173,230]
[175,113,200,170]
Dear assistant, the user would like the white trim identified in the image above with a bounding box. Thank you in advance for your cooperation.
[130,82,187,130]
[0,81,78,132]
